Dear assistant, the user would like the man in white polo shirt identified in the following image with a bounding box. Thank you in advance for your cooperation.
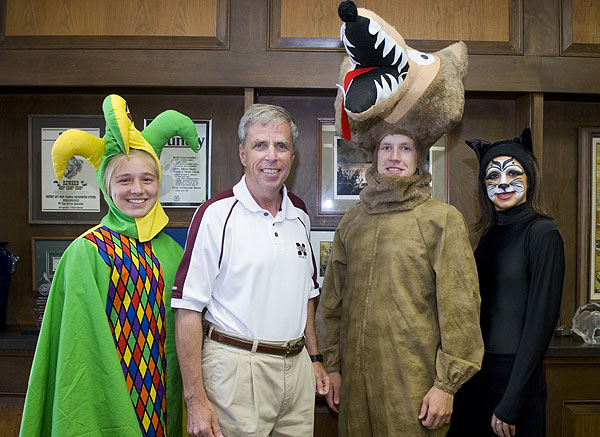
[172,104,330,437]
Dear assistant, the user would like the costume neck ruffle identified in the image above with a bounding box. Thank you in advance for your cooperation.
[100,201,168,243]
[359,166,432,214]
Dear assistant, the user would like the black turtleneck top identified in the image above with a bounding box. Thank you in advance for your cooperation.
[474,202,564,423]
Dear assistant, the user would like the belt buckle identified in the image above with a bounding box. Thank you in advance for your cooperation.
[285,338,303,356]
[285,343,294,356]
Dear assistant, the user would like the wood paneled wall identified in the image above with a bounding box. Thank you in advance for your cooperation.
[543,97,600,319]
[0,1,599,435]
[6,0,218,36]
[0,0,599,91]
[279,0,510,41]
[1,0,229,49]
[0,89,245,327]
[272,0,519,53]
[0,1,598,330]
[571,0,600,44]
[3,91,597,328]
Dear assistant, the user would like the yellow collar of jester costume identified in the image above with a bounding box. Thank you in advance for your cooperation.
[51,94,199,242]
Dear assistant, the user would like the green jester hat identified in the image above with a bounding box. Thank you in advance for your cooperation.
[52,94,199,242]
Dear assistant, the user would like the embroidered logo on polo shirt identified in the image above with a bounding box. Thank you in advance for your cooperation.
[296,242,307,258]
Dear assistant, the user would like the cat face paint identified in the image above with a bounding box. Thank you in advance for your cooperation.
[485,155,528,211]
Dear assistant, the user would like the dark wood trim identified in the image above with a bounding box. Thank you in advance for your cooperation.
[516,93,544,169]
[0,0,6,43]
[544,355,600,365]
[524,0,560,56]
[561,0,600,57]
[215,0,231,50]
[0,0,230,50]
[531,93,544,169]
[562,42,600,57]
[0,35,228,50]
[541,56,600,93]
[561,0,574,54]
[244,88,255,109]
[1,50,600,93]
[509,0,524,54]
[268,0,342,51]
[577,126,600,307]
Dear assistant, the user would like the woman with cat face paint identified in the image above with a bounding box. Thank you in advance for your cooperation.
[448,127,565,437]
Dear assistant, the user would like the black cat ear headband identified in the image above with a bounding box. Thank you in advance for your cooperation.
[466,126,535,180]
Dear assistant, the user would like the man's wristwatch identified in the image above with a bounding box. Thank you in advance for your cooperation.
[309,354,323,362]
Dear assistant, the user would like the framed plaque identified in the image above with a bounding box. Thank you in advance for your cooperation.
[29,115,107,223]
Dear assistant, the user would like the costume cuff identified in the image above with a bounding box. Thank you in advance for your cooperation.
[433,378,459,395]
[322,345,341,374]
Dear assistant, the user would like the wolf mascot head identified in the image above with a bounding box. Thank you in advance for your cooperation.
[335,0,468,168]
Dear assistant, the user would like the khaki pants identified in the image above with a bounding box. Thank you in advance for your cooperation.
[202,334,315,437]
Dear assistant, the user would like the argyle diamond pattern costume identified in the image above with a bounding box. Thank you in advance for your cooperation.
[85,226,167,437]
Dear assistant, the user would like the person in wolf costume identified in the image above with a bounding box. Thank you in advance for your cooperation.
[20,94,198,437]
[318,2,484,435]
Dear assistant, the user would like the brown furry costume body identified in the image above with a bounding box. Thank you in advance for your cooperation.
[321,172,482,436]
[318,2,483,435]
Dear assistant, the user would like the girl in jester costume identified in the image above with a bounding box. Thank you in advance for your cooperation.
[20,94,199,437]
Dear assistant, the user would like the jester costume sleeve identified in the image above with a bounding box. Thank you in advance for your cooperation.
[20,95,199,437]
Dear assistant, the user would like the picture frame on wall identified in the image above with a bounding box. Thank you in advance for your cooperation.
[31,237,73,328]
[317,119,372,216]
[144,119,212,208]
[577,126,600,305]
[29,115,107,224]
[310,228,336,287]
[333,135,370,200]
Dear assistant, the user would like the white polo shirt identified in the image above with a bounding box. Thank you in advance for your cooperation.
[171,176,319,341]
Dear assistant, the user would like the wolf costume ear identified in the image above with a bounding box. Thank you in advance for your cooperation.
[334,0,468,166]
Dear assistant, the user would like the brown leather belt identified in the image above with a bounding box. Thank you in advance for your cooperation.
[208,329,305,357]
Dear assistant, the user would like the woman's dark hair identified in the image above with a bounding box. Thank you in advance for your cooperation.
[475,153,552,235]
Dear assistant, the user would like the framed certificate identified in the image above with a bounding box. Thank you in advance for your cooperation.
[29,115,107,223]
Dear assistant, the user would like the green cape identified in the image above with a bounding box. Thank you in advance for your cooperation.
[20,231,184,436]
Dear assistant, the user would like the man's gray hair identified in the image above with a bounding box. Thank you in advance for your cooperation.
[238,104,299,149]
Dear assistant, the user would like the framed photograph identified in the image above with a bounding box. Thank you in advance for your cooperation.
[144,119,212,208]
[577,126,600,304]
[310,229,336,287]
[31,237,73,327]
[29,115,107,224]
[333,135,370,200]
[317,119,372,215]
